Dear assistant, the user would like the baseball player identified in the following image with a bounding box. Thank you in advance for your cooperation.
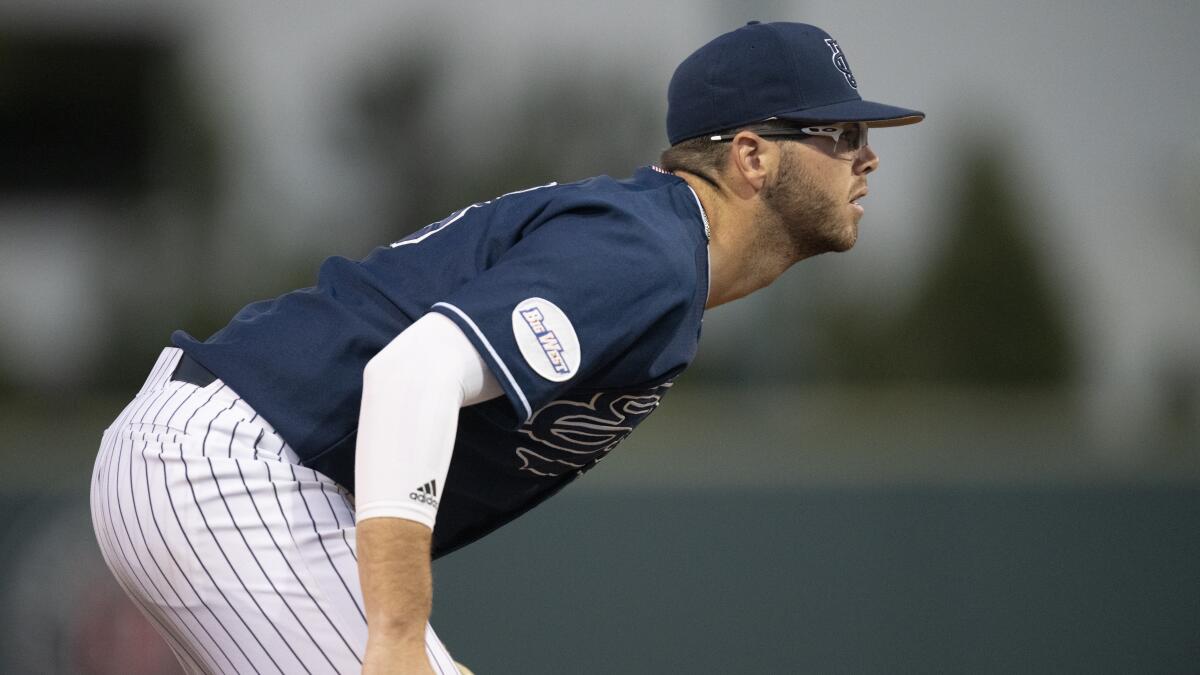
[90,21,922,674]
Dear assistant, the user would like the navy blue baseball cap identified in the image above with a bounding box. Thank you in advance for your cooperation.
[667,21,925,145]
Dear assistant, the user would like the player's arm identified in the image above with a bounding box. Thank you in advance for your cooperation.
[355,312,501,674]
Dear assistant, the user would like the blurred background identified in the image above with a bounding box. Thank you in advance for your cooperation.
[0,0,1197,673]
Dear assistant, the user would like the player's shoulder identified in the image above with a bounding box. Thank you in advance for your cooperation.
[534,169,706,294]
[542,167,705,247]
[547,166,693,209]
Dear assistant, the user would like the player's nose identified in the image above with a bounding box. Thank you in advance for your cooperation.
[855,144,879,175]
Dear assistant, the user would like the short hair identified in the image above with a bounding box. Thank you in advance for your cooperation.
[658,136,727,181]
[658,119,803,184]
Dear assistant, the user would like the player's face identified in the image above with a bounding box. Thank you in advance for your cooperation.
[762,132,878,257]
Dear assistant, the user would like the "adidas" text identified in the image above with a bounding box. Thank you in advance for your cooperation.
[409,480,439,508]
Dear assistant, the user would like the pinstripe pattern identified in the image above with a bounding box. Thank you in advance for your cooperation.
[90,348,463,674]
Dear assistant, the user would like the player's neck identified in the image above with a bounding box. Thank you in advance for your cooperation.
[676,171,795,309]
[706,231,795,308]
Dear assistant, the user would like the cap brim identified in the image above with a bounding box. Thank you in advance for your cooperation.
[775,99,925,128]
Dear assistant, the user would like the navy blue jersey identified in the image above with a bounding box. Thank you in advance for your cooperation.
[173,166,709,557]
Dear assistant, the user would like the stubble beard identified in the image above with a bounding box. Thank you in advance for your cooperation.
[761,148,858,260]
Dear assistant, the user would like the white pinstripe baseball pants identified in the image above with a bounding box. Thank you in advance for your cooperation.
[90,348,463,675]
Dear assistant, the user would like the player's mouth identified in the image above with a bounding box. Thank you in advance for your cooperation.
[850,188,867,216]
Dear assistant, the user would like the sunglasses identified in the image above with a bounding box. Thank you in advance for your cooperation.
[708,122,869,158]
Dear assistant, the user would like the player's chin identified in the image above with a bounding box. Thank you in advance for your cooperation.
[826,218,859,253]
[829,232,857,252]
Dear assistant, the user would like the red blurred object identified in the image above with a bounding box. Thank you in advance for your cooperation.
[71,576,182,675]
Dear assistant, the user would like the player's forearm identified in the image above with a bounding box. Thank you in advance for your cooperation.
[358,518,438,674]
[357,517,433,640]
[353,314,502,670]
[354,316,456,661]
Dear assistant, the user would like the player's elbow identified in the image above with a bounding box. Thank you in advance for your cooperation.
[364,312,496,406]
[362,327,464,404]
[362,345,400,387]
[362,342,424,397]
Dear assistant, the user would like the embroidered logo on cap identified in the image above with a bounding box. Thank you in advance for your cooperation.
[512,298,580,382]
[824,39,857,89]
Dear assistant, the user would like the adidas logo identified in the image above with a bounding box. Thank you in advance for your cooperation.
[409,479,439,507]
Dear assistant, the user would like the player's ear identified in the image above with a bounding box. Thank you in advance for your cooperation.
[728,131,776,194]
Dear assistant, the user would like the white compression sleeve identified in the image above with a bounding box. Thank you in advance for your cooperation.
[354,312,503,527]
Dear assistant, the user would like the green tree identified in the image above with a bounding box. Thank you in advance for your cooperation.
[825,139,1075,384]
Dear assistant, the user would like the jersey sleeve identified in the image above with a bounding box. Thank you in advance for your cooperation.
[430,202,696,427]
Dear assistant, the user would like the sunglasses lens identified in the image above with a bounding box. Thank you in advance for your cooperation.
[841,124,867,152]
[798,124,866,156]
